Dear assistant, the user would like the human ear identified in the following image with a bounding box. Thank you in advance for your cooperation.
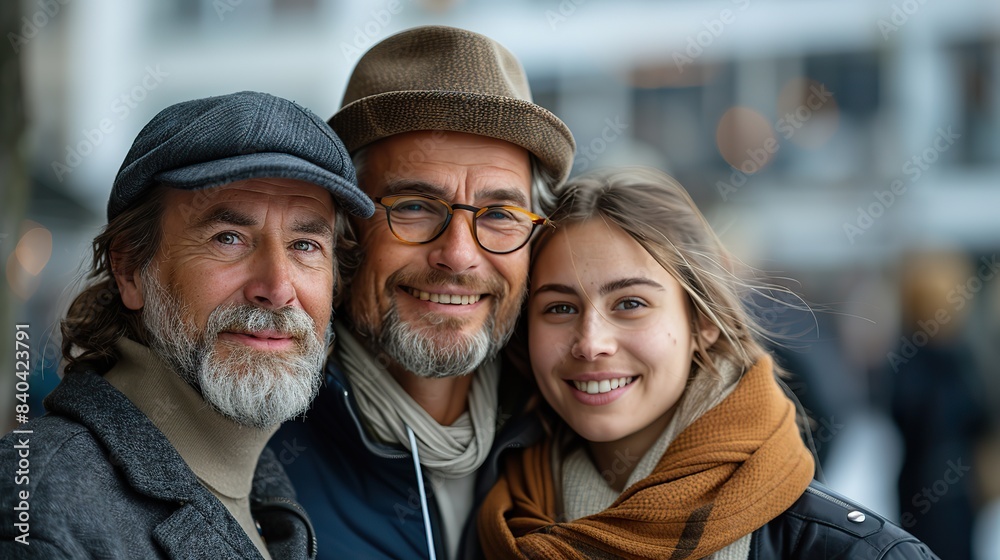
[696,315,721,348]
[112,252,146,311]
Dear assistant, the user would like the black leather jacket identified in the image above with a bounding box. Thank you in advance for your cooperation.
[751,481,939,558]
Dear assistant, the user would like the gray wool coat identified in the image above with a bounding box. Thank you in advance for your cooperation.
[0,370,316,559]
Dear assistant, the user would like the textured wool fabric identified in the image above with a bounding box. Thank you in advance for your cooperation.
[0,366,315,559]
[712,534,751,560]
[335,322,500,479]
[329,26,576,184]
[478,355,815,560]
[109,90,373,221]
[104,338,277,559]
[560,360,742,522]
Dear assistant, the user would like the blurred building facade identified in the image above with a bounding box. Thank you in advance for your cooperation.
[3,0,999,557]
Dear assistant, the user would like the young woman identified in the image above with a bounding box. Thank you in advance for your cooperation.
[478,168,937,559]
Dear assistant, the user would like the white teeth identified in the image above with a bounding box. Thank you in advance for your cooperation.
[572,376,635,395]
[409,288,481,305]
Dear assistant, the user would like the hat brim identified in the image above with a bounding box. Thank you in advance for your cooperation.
[329,91,575,185]
[154,152,374,218]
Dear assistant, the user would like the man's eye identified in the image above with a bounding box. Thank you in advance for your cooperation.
[215,232,240,245]
[292,240,318,252]
[393,200,436,214]
[482,208,516,221]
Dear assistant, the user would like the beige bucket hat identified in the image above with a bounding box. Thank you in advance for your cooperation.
[329,25,576,184]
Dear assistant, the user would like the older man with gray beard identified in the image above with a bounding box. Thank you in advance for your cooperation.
[0,91,373,559]
[270,26,576,560]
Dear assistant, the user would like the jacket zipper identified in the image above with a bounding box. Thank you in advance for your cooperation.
[339,387,410,459]
[804,485,853,510]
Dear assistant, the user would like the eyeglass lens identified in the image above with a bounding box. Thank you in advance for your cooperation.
[386,197,535,253]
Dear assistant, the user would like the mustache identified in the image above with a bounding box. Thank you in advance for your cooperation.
[385,268,508,299]
[204,304,318,343]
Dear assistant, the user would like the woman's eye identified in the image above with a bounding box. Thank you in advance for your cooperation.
[545,303,577,315]
[614,298,645,311]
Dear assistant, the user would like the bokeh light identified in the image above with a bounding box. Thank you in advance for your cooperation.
[715,106,776,174]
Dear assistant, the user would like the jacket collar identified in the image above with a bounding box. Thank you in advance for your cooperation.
[44,371,206,504]
[44,371,313,558]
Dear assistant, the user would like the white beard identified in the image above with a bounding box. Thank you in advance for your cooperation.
[139,267,330,428]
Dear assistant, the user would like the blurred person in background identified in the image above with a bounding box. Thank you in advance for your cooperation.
[887,251,990,560]
[754,291,860,467]
[270,25,575,560]
[0,91,374,559]
[479,167,938,559]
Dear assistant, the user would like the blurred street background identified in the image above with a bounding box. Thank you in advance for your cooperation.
[2,1,999,557]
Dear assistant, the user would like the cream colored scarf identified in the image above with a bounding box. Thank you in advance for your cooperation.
[335,322,499,479]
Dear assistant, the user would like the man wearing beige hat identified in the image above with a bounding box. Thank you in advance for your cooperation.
[270,26,574,559]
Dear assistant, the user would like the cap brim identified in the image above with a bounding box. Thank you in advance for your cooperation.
[330,91,575,185]
[154,152,374,218]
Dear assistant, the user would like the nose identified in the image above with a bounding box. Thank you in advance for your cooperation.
[571,310,617,361]
[243,239,297,310]
[427,212,482,274]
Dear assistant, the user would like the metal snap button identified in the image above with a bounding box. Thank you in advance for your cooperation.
[847,510,866,523]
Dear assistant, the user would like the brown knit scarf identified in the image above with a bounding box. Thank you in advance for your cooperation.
[478,356,815,559]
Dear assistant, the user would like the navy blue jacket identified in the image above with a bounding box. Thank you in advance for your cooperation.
[270,359,541,560]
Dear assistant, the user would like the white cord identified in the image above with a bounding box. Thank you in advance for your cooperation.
[407,425,437,560]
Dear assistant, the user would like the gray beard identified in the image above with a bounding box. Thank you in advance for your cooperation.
[139,268,330,429]
[376,296,522,380]
[377,306,497,379]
